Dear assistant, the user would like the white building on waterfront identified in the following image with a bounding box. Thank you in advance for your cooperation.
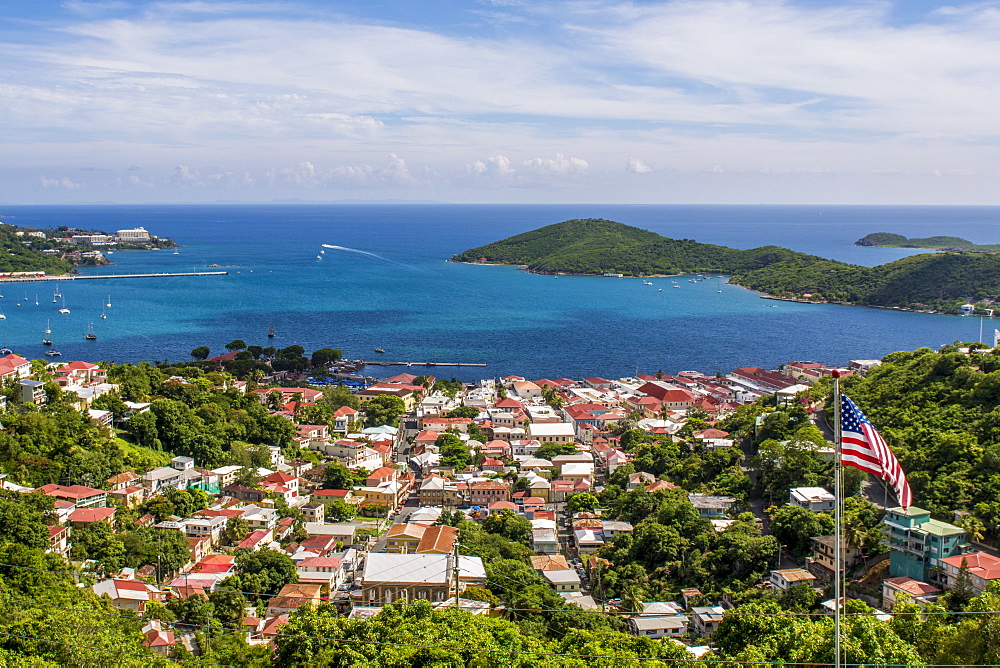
[116,227,151,242]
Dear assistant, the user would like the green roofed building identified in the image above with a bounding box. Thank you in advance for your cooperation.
[882,506,968,585]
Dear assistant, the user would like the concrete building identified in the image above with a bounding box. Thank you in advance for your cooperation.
[883,506,967,585]
[939,551,1000,596]
[542,569,581,593]
[789,487,836,512]
[769,568,817,591]
[360,553,485,605]
[116,227,151,242]
[20,379,46,406]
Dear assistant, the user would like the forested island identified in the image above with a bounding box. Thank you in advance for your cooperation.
[856,232,1000,252]
[452,219,1000,314]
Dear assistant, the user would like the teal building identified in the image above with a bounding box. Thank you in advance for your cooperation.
[882,506,967,585]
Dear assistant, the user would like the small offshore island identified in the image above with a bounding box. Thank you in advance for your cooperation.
[856,232,1000,252]
[452,218,1000,315]
[0,222,177,277]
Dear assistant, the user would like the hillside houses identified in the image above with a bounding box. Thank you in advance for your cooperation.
[0,347,908,659]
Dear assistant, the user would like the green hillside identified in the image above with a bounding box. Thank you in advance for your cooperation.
[453,218,1000,313]
[0,224,72,274]
[735,252,1000,311]
[450,218,815,276]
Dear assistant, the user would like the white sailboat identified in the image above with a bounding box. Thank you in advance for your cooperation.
[100,306,107,319]
[0,307,5,320]
[58,296,70,315]
[106,296,111,308]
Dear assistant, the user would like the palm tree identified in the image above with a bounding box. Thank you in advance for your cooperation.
[621,586,644,614]
[842,515,868,554]
[266,389,284,411]
[961,515,986,544]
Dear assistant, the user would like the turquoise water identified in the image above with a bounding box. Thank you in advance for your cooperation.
[0,204,998,380]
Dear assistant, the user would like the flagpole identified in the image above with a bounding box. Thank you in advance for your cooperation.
[832,370,843,668]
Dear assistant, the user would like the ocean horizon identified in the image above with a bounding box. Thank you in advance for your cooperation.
[0,203,997,381]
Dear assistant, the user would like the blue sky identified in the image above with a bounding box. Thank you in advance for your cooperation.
[2,0,999,204]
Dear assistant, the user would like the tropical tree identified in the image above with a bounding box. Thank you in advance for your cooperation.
[567,492,600,514]
[364,394,406,427]
[190,346,211,360]
[224,340,247,352]
[310,348,342,367]
[961,515,986,544]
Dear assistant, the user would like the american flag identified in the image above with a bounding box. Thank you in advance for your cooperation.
[840,394,912,508]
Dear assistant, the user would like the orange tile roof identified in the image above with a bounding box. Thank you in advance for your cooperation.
[415,525,459,554]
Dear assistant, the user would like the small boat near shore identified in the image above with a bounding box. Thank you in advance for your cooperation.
[374,348,386,353]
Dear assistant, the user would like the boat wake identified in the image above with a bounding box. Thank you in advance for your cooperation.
[321,244,409,268]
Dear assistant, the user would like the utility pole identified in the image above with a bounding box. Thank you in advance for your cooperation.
[452,541,461,608]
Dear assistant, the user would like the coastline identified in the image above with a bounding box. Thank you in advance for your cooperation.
[451,259,968,317]
[447,259,684,278]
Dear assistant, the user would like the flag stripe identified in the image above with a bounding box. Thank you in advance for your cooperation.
[840,394,912,508]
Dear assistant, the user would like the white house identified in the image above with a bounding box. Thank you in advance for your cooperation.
[789,487,836,512]
[543,569,581,593]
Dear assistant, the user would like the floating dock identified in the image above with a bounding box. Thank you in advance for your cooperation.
[361,361,487,367]
[0,271,228,283]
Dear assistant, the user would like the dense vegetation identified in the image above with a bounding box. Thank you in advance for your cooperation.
[450,218,812,276]
[857,232,1000,251]
[834,344,1000,536]
[734,251,1000,312]
[0,225,72,274]
[453,218,1000,313]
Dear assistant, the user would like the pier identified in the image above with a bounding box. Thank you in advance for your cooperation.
[0,271,228,283]
[361,361,487,367]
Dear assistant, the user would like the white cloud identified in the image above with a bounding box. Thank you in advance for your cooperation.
[3,1,1000,203]
[171,164,200,185]
[39,176,82,189]
[124,174,154,187]
[626,156,653,173]
[523,153,588,176]
[467,155,516,177]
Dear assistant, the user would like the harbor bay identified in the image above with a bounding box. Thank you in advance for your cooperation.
[0,203,997,379]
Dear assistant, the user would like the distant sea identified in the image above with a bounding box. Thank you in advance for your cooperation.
[1,204,999,381]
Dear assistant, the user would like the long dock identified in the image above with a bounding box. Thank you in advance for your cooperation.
[0,271,228,283]
[361,361,487,367]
